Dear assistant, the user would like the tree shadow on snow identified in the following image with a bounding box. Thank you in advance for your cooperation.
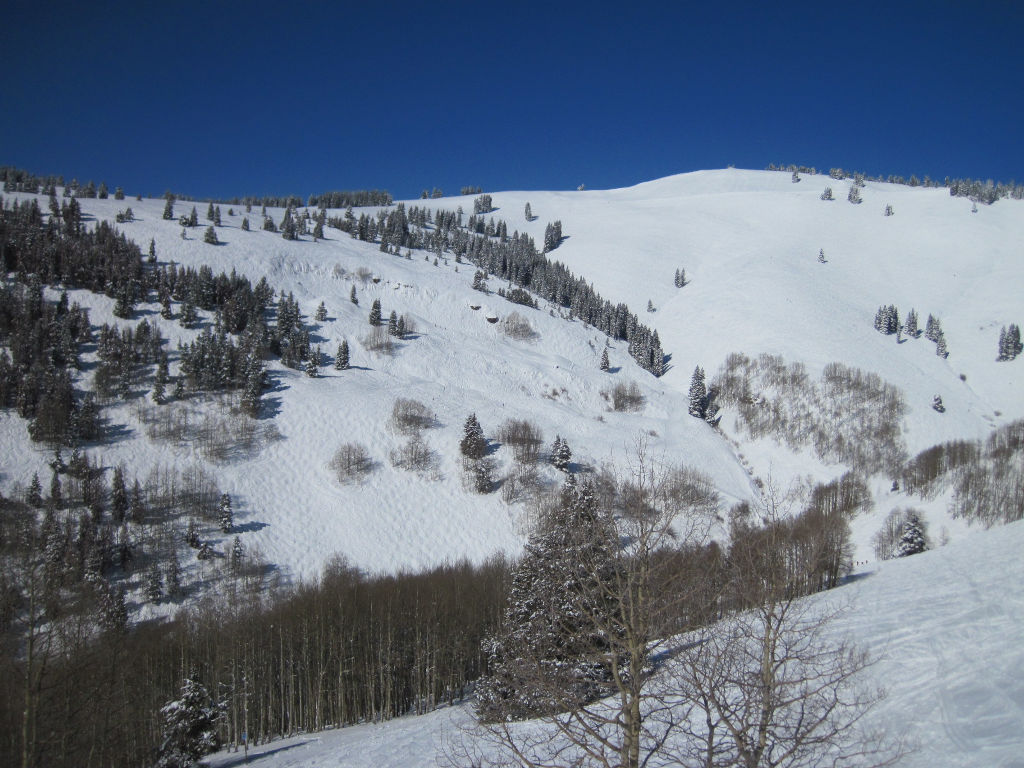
[215,739,316,767]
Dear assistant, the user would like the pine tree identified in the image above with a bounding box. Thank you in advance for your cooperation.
[111,466,128,524]
[369,299,381,326]
[884,204,894,216]
[524,201,532,221]
[145,563,163,602]
[206,202,215,222]
[315,301,327,322]
[818,248,826,263]
[203,226,218,245]
[350,285,358,305]
[213,205,222,226]
[820,186,833,200]
[188,206,198,227]
[49,470,62,508]
[155,678,224,768]
[460,413,487,460]
[165,551,182,598]
[306,346,321,377]
[149,238,157,261]
[896,512,927,557]
[848,186,862,204]
[932,394,945,412]
[476,478,618,721]
[924,314,940,342]
[600,348,610,372]
[935,331,949,359]
[162,198,174,220]
[688,366,707,418]
[334,339,350,370]
[27,472,43,507]
[904,308,919,338]
[387,310,399,336]
[552,436,572,472]
[241,216,250,231]
[219,493,233,533]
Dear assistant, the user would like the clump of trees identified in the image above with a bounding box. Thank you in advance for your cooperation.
[712,354,907,474]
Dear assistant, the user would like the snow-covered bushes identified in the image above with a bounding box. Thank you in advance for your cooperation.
[330,443,375,483]
[604,380,645,412]
[499,418,544,463]
[501,311,535,340]
[712,354,906,474]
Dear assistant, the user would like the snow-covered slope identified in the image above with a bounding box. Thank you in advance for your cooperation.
[2,169,1022,586]
[205,519,1024,768]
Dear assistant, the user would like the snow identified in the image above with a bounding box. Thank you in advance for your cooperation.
[204,520,1024,767]
[2,170,1023,583]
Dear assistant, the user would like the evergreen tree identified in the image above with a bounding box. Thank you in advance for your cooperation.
[924,314,940,342]
[155,678,224,768]
[203,226,218,245]
[281,207,298,240]
[904,308,919,338]
[219,493,233,533]
[315,301,327,322]
[688,366,708,418]
[848,186,862,204]
[165,550,182,598]
[524,201,532,221]
[213,205,222,226]
[334,339,350,370]
[111,466,128,524]
[935,331,949,358]
[149,238,156,261]
[369,299,381,326]
[600,348,610,372]
[206,202,215,222]
[885,204,894,216]
[49,469,62,508]
[932,394,945,412]
[350,285,358,305]
[188,206,198,227]
[460,413,487,460]
[896,512,927,557]
[162,198,174,220]
[552,435,572,471]
[306,346,321,377]
[27,472,43,507]
[820,186,834,200]
[476,478,618,721]
[387,310,399,336]
[241,216,250,231]
[145,563,163,602]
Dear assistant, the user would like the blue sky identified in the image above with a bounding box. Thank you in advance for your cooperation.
[2,0,1022,200]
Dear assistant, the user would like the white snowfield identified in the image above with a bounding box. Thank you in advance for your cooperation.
[204,519,1024,768]
[2,168,1022,578]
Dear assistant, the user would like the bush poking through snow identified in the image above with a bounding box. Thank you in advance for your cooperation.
[501,311,535,340]
[605,381,645,412]
[330,443,375,483]
[390,398,436,435]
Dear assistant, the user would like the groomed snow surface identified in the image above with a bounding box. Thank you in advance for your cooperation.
[206,520,1024,768]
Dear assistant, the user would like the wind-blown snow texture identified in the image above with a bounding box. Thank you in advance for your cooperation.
[2,169,1022,583]
[205,520,1024,768]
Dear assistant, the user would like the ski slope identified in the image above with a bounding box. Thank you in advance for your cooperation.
[205,519,1024,768]
[2,169,1022,587]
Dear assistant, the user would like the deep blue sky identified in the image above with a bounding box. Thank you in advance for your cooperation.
[3,0,1022,200]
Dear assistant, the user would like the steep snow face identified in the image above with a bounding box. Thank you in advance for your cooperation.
[2,169,1022,584]
[204,520,1024,768]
